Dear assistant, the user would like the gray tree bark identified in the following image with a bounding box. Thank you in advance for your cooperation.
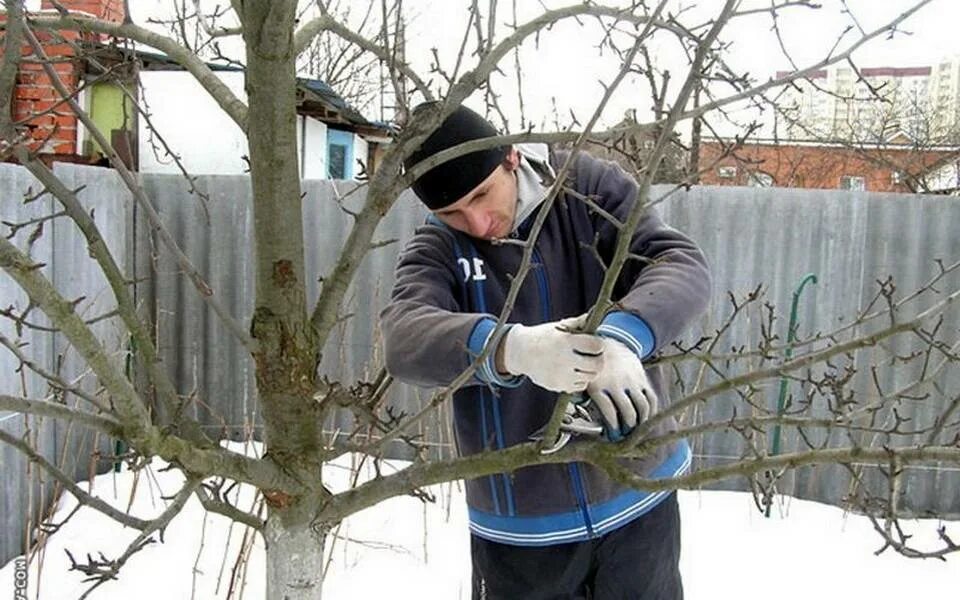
[263,513,328,600]
[239,3,329,597]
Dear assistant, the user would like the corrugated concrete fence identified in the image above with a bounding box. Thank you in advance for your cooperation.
[1,163,958,564]
[0,163,133,567]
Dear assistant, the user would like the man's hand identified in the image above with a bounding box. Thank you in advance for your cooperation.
[498,315,604,393]
[585,337,658,435]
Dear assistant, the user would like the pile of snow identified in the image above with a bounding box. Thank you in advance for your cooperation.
[1,441,956,599]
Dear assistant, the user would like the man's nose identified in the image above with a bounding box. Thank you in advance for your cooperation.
[463,208,488,237]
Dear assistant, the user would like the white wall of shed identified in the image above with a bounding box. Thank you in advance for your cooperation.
[138,71,249,175]
[300,116,328,180]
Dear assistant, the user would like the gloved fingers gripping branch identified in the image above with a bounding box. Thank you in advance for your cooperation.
[559,315,604,386]
[585,337,659,436]
[500,316,604,393]
[589,388,652,437]
[638,387,658,421]
[600,388,638,432]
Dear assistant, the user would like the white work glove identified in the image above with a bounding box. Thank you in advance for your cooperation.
[585,337,658,436]
[500,315,604,393]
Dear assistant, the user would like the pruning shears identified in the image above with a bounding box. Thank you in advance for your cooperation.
[530,397,605,455]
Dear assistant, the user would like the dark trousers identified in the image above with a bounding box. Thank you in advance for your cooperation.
[471,492,682,600]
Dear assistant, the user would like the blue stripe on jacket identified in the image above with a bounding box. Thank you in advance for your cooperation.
[438,222,505,516]
[597,310,656,360]
[468,440,691,546]
[427,214,687,545]
[467,242,517,517]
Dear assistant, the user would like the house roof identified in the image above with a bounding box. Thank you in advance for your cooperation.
[79,41,244,73]
[295,78,391,134]
[80,42,392,136]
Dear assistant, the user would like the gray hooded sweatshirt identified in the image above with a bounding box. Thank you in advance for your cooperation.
[380,147,711,546]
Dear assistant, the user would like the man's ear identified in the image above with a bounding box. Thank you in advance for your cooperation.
[502,147,520,171]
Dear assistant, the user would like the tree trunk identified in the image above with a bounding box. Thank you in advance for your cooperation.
[242,1,318,430]
[263,510,327,600]
[239,3,330,597]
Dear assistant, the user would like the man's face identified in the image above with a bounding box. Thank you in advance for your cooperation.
[432,150,519,240]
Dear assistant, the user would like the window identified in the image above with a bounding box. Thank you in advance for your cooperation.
[839,175,866,191]
[327,143,347,179]
[747,172,774,187]
[717,166,737,179]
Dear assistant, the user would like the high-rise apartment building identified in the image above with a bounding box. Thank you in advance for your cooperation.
[776,57,960,143]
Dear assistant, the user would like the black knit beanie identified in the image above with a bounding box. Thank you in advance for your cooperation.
[404,103,507,210]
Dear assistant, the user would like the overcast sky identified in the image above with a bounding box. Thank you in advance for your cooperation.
[40,0,960,135]
[394,0,960,134]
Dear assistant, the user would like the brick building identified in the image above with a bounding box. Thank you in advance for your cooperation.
[3,0,125,161]
[698,139,960,193]
[1,0,391,177]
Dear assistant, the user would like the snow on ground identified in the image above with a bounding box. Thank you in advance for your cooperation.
[1,441,956,599]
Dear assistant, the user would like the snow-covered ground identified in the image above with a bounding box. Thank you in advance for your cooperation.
[1,441,957,599]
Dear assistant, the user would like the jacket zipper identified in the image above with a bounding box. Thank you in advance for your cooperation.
[469,244,513,516]
[531,245,595,537]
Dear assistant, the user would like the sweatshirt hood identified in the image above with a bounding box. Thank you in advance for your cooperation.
[512,143,557,233]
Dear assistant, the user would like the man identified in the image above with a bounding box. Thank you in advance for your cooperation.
[380,103,711,599]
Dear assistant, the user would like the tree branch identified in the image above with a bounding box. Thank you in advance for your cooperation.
[0,330,109,411]
[17,11,248,131]
[195,486,265,530]
[19,19,259,359]
[293,12,433,101]
[0,394,121,434]
[630,281,960,444]
[0,427,151,530]
[0,235,152,433]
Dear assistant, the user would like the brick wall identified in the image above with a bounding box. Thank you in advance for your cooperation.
[11,27,81,155]
[2,1,126,157]
[40,0,125,25]
[699,141,957,193]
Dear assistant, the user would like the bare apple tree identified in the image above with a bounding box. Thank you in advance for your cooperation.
[0,1,957,598]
